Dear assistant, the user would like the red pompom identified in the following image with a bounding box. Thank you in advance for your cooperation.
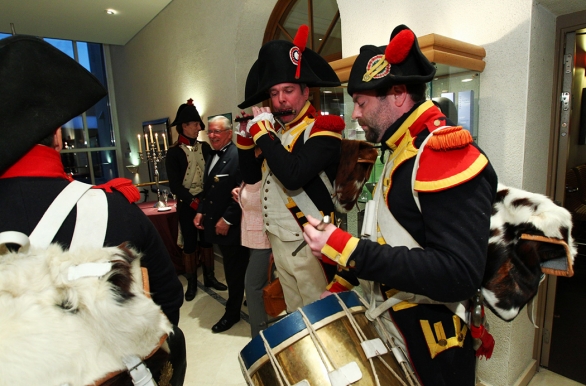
[187,98,194,105]
[293,24,309,52]
[385,29,415,64]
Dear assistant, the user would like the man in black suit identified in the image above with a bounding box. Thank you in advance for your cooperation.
[194,115,249,333]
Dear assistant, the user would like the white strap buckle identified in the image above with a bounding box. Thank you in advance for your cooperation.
[122,355,156,386]
[68,262,112,281]
[328,361,362,386]
[361,338,388,359]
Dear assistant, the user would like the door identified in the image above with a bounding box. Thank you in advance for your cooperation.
[542,28,586,384]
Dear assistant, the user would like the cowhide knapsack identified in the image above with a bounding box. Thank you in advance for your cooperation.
[0,181,172,386]
[414,127,577,322]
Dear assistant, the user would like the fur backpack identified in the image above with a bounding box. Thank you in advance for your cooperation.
[0,181,172,386]
[415,127,577,322]
[482,184,576,321]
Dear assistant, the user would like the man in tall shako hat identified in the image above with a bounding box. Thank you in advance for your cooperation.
[167,99,227,301]
[303,25,498,385]
[0,35,186,385]
[236,25,345,312]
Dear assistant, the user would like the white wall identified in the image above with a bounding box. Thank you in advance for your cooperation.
[109,1,559,384]
[109,0,277,183]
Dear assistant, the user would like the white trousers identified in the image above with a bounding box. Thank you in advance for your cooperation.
[267,233,328,312]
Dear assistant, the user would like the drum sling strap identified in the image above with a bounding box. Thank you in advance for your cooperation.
[274,123,334,225]
[29,180,158,386]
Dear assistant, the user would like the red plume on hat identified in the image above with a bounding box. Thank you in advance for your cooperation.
[385,28,415,64]
[293,24,309,79]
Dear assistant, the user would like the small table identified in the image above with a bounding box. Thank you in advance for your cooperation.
[137,200,183,273]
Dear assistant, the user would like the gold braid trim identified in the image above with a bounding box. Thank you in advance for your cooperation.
[427,127,473,151]
[420,315,468,359]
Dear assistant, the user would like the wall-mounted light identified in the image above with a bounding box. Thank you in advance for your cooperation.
[105,9,117,15]
[126,165,139,174]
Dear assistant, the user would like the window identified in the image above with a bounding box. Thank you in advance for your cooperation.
[0,34,117,185]
[264,0,342,111]
[265,0,341,62]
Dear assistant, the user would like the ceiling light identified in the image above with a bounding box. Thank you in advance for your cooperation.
[323,90,332,94]
[105,9,117,15]
[461,78,474,82]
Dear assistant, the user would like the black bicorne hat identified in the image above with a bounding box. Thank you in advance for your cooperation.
[347,25,436,96]
[170,98,205,132]
[238,25,340,109]
[0,35,108,174]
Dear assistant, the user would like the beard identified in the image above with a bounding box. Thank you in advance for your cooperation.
[359,97,402,143]
[362,124,384,143]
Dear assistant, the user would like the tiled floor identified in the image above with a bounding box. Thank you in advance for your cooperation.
[178,257,584,386]
[178,265,248,386]
[528,369,584,386]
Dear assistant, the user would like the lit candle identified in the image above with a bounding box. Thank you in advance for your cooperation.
[149,125,154,144]
[145,134,150,151]
[155,132,161,151]
[163,133,168,150]
[137,134,142,153]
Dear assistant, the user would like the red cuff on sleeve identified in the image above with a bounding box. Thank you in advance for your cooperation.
[328,228,354,252]
[327,281,350,293]
[249,122,263,138]
[325,274,354,292]
[320,254,337,265]
[236,135,254,149]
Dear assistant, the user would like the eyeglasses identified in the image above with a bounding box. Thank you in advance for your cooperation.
[207,129,231,135]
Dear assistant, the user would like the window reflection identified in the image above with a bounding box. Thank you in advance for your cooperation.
[62,150,118,185]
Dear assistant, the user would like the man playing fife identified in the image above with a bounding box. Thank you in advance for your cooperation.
[236,25,344,312]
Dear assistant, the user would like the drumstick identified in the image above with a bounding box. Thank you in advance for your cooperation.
[234,109,296,122]
[291,215,330,256]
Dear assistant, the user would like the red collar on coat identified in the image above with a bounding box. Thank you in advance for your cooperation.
[0,145,73,181]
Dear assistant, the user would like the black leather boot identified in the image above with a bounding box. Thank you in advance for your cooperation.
[183,252,197,301]
[184,274,197,301]
[203,265,227,291]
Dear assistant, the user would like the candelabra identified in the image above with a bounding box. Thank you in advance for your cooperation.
[138,125,167,209]
[139,145,167,209]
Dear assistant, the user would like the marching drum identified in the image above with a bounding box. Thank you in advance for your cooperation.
[239,291,416,386]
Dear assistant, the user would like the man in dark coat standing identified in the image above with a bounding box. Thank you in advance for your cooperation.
[166,99,227,301]
[0,35,186,384]
[194,115,248,333]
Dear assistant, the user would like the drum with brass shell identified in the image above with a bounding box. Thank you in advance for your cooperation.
[239,291,414,385]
